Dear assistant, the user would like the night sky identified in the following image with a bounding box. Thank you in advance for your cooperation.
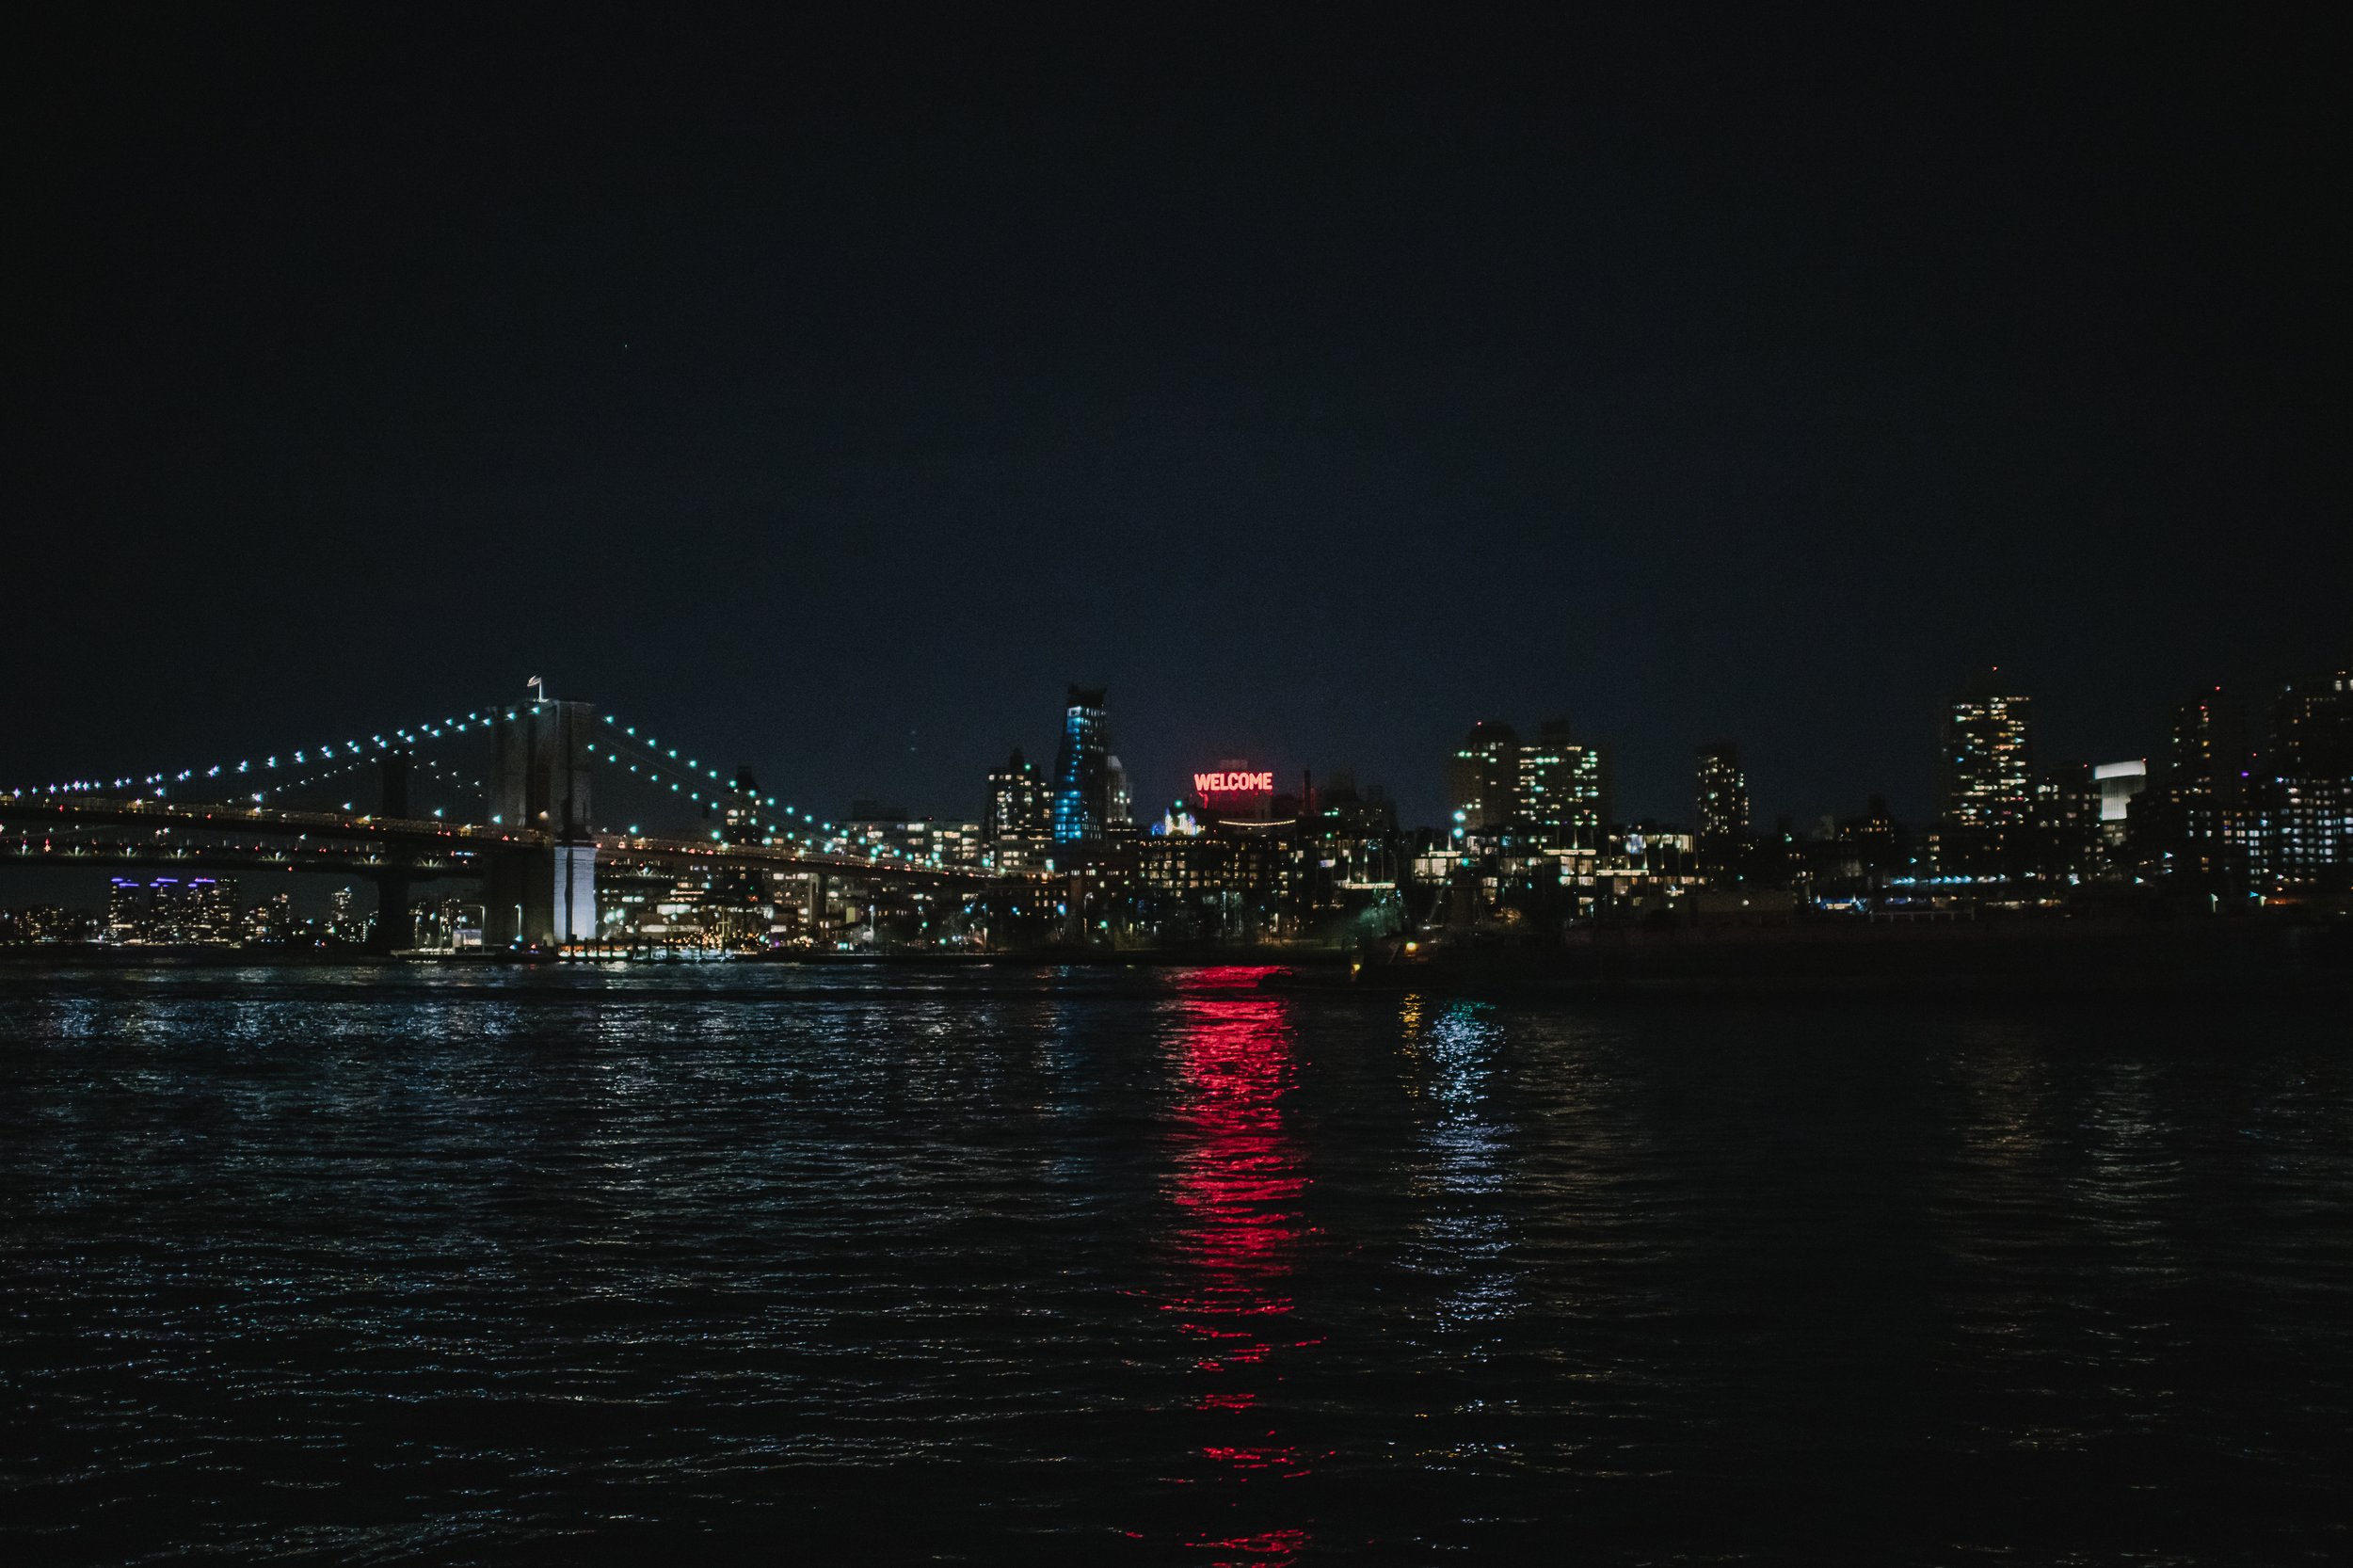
[11,9,2346,830]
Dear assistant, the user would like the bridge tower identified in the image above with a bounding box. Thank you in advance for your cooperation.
[367,744,414,952]
[485,699,598,947]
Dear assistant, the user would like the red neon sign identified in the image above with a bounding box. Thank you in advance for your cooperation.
[1193,771,1273,794]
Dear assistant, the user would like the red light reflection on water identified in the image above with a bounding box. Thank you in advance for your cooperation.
[1158,967,1315,1564]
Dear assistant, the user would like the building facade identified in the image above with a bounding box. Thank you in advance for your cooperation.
[1942,669,2034,826]
[1694,741,1748,878]
[1051,686,1111,844]
[1448,721,1519,837]
[1518,720,1608,850]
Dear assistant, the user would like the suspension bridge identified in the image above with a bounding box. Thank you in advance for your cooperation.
[2,696,1013,948]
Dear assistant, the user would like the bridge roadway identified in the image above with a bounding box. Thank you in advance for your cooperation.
[0,792,1013,888]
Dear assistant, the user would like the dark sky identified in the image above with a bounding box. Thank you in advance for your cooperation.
[9,8,2346,830]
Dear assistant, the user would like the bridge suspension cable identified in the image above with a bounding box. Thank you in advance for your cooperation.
[588,712,851,854]
[5,699,944,874]
[3,708,508,802]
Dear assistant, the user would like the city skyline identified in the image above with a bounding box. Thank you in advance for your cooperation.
[8,659,2350,841]
[6,658,2345,936]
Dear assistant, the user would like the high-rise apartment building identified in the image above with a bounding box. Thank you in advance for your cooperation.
[1517,720,1608,849]
[1051,686,1111,843]
[2270,669,2353,777]
[1694,744,1747,840]
[1449,721,1519,836]
[1694,742,1749,860]
[105,877,146,942]
[2263,670,2353,888]
[1941,669,2034,826]
[2131,687,2259,887]
[1105,756,1134,832]
[2172,687,2251,803]
[187,876,239,943]
[985,748,1049,841]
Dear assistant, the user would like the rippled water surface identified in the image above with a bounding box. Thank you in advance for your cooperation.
[2,963,2349,1564]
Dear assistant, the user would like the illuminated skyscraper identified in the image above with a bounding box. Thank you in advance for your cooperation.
[187,876,239,943]
[1940,668,2034,826]
[2270,669,2353,778]
[2263,670,2352,887]
[105,877,146,942]
[1517,720,1608,849]
[985,748,1049,841]
[1051,686,1110,843]
[1105,755,1134,831]
[1448,721,1519,837]
[1694,741,1749,872]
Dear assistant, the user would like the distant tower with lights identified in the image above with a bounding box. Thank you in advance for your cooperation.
[1050,686,1111,843]
[1517,719,1608,850]
[1941,668,2034,826]
[1694,741,1749,876]
[1448,721,1520,837]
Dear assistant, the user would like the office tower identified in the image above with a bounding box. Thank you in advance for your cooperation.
[328,886,367,944]
[187,876,239,943]
[1694,742,1749,870]
[2270,669,2353,777]
[2031,763,2106,873]
[2093,760,2148,843]
[1051,685,1110,843]
[2134,687,2258,887]
[1941,668,2034,826]
[2265,670,2353,886]
[1515,719,1608,849]
[985,748,1049,841]
[2172,687,2250,802]
[146,878,191,942]
[1449,721,1519,836]
[105,877,147,942]
[1105,756,1133,830]
[243,892,293,944]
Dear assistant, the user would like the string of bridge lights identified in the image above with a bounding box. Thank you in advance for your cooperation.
[585,714,844,850]
[2,709,507,802]
[0,701,943,869]
[584,718,948,866]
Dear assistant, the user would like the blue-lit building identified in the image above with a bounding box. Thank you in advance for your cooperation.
[1051,685,1110,843]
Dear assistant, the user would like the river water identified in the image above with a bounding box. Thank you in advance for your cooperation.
[2,964,2347,1564]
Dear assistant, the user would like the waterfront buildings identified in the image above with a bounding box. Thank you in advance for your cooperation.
[844,811,987,869]
[10,663,2353,955]
[1449,718,1609,849]
[1941,669,2034,826]
[102,875,241,944]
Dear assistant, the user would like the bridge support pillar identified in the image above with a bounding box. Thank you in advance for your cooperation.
[485,842,598,949]
[369,746,414,952]
[484,701,599,950]
[370,871,413,953]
